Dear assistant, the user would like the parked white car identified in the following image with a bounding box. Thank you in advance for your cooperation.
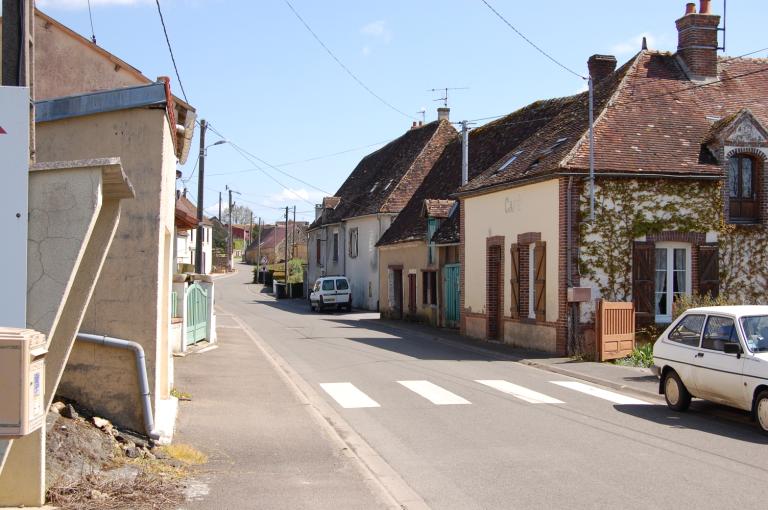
[309,276,352,312]
[652,305,768,433]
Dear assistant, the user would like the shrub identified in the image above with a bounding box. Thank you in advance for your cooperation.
[672,292,740,320]
[615,342,654,368]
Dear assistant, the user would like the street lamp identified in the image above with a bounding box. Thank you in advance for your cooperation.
[195,119,227,274]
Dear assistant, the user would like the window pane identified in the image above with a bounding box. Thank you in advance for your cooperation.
[322,280,334,290]
[673,249,686,271]
[702,316,736,351]
[668,314,705,346]
[729,158,739,198]
[655,248,667,315]
[742,158,753,198]
[335,279,349,290]
[741,316,768,352]
[655,249,667,271]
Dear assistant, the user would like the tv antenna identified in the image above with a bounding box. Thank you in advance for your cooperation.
[417,107,426,123]
[427,87,469,108]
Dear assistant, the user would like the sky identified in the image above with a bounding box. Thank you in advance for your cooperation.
[20,0,768,223]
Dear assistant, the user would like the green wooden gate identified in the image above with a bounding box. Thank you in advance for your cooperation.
[186,283,208,345]
[443,264,460,328]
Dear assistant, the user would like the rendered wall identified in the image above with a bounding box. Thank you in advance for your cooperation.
[308,223,346,284]
[464,179,560,323]
[344,215,391,311]
[378,241,440,324]
[35,108,174,432]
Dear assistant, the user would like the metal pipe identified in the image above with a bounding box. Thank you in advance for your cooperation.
[76,333,161,440]
[461,120,469,185]
[566,176,575,355]
[588,77,595,222]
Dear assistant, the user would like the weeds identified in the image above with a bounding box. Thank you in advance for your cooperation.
[614,342,654,368]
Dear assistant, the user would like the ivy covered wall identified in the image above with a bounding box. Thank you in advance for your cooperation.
[577,178,768,321]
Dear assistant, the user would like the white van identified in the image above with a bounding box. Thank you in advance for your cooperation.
[309,276,352,312]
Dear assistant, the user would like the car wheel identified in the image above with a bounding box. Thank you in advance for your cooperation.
[664,370,691,412]
[754,390,768,433]
[318,297,324,312]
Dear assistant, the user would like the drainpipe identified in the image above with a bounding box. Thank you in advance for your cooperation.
[76,333,161,441]
[566,177,576,355]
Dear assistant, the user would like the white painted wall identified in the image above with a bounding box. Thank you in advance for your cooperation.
[345,215,382,310]
[177,226,213,274]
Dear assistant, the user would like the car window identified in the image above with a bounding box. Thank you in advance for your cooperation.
[321,280,335,291]
[313,281,321,292]
[701,316,737,352]
[740,315,768,353]
[668,314,705,347]
[335,279,349,291]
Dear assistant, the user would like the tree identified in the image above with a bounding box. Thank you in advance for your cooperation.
[222,204,254,225]
[212,220,228,251]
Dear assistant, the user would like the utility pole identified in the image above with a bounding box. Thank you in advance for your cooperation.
[194,119,207,273]
[2,0,35,161]
[460,120,469,185]
[218,191,222,221]
[284,207,289,297]
[588,76,595,221]
[292,205,296,259]
[249,211,253,262]
[257,217,262,282]
[227,187,234,271]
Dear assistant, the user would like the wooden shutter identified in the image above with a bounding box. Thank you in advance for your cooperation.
[533,242,546,321]
[316,238,321,264]
[698,244,720,298]
[632,242,655,325]
[510,244,520,318]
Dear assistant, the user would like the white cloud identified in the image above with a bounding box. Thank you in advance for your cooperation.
[360,20,391,43]
[610,32,668,56]
[36,0,149,8]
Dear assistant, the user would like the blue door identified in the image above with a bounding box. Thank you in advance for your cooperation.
[186,283,209,345]
[443,264,460,328]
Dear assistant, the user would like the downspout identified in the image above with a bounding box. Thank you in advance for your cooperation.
[566,177,575,355]
[76,333,161,441]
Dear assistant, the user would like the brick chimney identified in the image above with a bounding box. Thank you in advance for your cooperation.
[437,107,450,122]
[676,0,720,78]
[588,54,617,83]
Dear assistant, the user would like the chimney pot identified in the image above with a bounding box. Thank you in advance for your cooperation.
[587,54,617,83]
[412,121,417,129]
[685,2,695,14]
[437,107,450,122]
[699,0,711,14]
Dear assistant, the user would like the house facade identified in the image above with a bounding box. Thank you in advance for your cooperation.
[175,193,213,274]
[30,10,196,434]
[457,2,768,355]
[309,118,456,310]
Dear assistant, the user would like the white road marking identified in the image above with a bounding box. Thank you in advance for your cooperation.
[550,381,650,405]
[398,380,471,405]
[320,383,380,409]
[476,380,564,404]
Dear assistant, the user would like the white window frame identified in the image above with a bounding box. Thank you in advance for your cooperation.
[655,242,692,323]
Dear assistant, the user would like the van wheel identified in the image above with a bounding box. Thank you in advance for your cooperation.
[754,390,768,433]
[318,297,324,312]
[664,370,691,412]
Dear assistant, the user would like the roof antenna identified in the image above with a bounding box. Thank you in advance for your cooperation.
[417,108,426,123]
[641,36,648,50]
[427,87,469,108]
[87,0,97,44]
[717,0,727,52]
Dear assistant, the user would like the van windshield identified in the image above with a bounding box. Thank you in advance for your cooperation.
[336,279,349,290]
[740,315,768,352]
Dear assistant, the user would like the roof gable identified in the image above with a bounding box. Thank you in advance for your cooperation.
[705,109,768,146]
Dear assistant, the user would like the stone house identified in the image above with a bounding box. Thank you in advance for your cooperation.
[309,116,456,310]
[456,1,768,355]
[30,10,196,436]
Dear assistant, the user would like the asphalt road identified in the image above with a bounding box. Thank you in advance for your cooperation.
[216,266,768,510]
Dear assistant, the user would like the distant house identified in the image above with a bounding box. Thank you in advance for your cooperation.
[32,9,196,435]
[308,116,456,310]
[175,193,213,274]
[456,3,768,355]
[244,221,308,265]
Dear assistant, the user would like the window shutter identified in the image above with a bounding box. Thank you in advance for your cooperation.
[510,244,520,318]
[632,242,655,325]
[698,244,720,298]
[534,241,546,321]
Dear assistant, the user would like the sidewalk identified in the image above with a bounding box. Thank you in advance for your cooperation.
[374,318,662,402]
[172,312,393,510]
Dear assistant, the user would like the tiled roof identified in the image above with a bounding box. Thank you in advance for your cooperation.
[431,208,459,245]
[378,96,572,246]
[310,120,456,229]
[175,195,207,230]
[423,199,455,218]
[460,52,768,194]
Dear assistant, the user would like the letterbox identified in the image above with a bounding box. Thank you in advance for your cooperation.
[0,328,47,437]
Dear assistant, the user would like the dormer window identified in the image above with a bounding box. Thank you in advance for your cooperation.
[728,154,759,223]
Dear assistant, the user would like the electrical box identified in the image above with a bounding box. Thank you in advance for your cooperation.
[567,287,593,303]
[0,328,47,437]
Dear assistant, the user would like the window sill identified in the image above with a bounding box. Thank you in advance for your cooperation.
[727,219,761,226]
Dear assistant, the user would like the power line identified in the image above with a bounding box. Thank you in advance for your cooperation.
[479,0,585,80]
[206,138,392,177]
[86,0,97,43]
[282,0,415,120]
[154,0,188,102]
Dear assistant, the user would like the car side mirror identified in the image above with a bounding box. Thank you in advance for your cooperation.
[723,342,742,358]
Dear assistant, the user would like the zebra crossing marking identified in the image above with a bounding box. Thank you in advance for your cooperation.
[398,380,471,405]
[320,382,380,408]
[550,381,650,405]
[476,380,564,404]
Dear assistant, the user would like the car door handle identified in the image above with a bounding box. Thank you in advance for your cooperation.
[695,352,704,358]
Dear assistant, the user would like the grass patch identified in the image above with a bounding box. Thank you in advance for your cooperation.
[158,443,208,465]
[170,388,192,401]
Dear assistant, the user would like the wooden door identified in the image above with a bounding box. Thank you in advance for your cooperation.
[443,264,460,328]
[487,245,502,339]
[408,274,417,315]
[393,269,403,319]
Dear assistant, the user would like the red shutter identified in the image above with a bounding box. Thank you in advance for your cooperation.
[510,244,520,319]
[632,242,655,325]
[533,242,546,321]
[698,244,720,298]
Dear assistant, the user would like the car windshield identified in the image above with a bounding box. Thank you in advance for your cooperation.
[740,315,768,353]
